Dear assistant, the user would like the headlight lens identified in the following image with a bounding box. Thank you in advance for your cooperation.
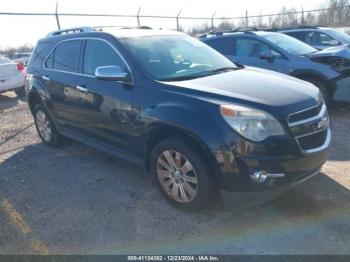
[220,104,285,142]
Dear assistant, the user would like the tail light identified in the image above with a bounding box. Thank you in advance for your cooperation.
[17,63,24,72]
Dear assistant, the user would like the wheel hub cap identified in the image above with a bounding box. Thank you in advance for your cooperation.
[156,150,198,203]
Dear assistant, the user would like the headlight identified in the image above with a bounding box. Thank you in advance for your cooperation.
[220,104,285,142]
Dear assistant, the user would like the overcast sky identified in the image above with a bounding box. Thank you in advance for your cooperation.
[0,0,325,48]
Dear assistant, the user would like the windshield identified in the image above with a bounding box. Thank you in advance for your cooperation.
[261,33,317,55]
[325,29,350,43]
[121,35,237,81]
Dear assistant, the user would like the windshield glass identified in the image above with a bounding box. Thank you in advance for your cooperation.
[325,29,350,43]
[121,35,237,81]
[261,33,317,55]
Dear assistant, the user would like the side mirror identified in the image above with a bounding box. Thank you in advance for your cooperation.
[329,40,340,46]
[95,65,130,82]
[259,50,275,62]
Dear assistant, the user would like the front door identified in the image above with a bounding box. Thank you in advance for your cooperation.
[229,37,287,73]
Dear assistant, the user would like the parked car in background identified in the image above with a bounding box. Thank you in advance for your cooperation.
[26,27,331,211]
[277,26,350,50]
[10,52,32,66]
[0,56,25,96]
[200,28,350,105]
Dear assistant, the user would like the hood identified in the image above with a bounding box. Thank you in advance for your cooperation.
[307,44,350,59]
[160,67,320,114]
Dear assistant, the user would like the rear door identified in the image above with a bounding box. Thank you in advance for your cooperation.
[74,39,134,151]
[43,39,83,132]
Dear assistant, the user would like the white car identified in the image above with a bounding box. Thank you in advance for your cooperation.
[0,56,25,95]
[10,52,32,66]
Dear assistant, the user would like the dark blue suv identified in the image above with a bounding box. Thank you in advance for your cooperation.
[26,27,331,211]
[201,29,350,105]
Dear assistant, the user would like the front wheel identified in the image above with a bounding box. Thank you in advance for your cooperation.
[150,138,218,211]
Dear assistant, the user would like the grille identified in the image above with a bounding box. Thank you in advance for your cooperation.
[297,129,328,151]
[288,103,323,124]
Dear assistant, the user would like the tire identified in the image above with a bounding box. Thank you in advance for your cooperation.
[301,77,332,105]
[33,104,63,147]
[150,137,218,211]
[15,86,25,97]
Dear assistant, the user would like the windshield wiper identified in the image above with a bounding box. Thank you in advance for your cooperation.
[209,67,239,73]
[159,75,205,81]
[159,67,238,82]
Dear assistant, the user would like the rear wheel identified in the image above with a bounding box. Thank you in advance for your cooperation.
[33,104,63,146]
[150,137,217,211]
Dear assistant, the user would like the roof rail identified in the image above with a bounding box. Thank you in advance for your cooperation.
[269,25,319,31]
[46,27,95,37]
[93,25,152,30]
[198,27,258,38]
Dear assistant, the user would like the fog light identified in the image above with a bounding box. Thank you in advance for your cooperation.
[250,171,268,184]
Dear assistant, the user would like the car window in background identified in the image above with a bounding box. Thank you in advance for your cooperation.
[0,56,12,64]
[325,29,350,43]
[83,40,126,76]
[285,31,306,42]
[205,37,233,55]
[234,38,281,57]
[121,35,236,81]
[261,33,317,55]
[305,31,333,46]
[52,40,81,73]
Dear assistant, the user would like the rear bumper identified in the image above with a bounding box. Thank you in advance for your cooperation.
[0,73,24,92]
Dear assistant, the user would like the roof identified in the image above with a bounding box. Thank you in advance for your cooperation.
[44,26,185,40]
[103,28,185,38]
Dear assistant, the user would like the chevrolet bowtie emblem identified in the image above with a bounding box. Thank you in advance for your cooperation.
[317,116,329,130]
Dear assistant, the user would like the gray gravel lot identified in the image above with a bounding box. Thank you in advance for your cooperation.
[0,92,350,255]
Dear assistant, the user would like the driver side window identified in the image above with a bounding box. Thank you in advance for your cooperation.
[83,39,127,76]
[305,31,333,47]
[234,38,281,58]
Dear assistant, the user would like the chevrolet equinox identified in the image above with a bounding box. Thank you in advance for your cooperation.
[25,27,331,211]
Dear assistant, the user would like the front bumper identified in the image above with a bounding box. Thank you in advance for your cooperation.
[332,75,350,104]
[220,167,321,208]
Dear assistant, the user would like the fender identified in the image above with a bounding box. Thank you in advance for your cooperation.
[289,68,335,86]
[139,101,229,178]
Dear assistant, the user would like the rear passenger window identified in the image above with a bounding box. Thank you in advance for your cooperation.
[83,40,126,76]
[51,40,81,73]
[205,37,233,55]
[286,31,306,42]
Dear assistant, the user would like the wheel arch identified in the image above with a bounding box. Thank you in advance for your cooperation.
[143,122,221,183]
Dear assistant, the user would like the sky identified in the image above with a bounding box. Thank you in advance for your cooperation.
[0,0,325,49]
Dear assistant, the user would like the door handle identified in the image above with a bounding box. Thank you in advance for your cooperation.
[76,85,89,92]
[42,75,50,81]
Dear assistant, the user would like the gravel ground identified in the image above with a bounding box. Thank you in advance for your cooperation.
[0,91,349,255]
